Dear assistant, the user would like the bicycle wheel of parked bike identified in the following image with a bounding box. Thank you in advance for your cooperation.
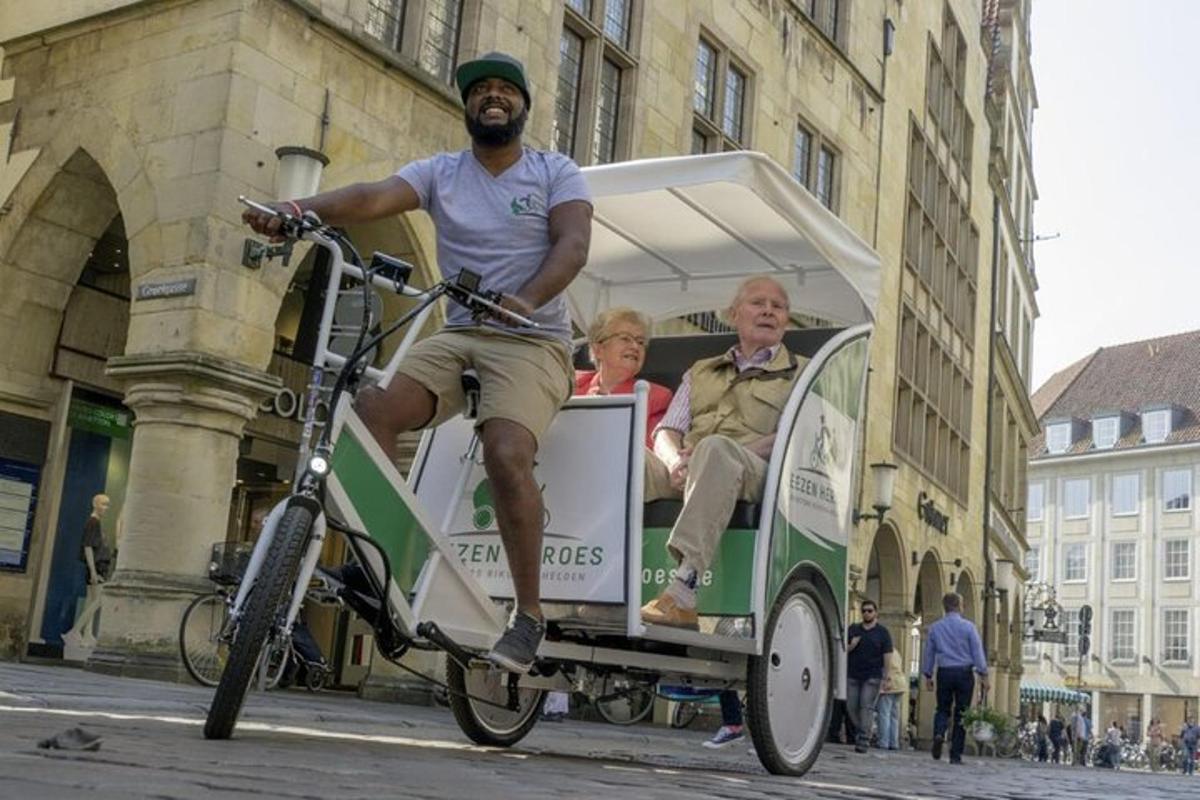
[204,505,314,740]
[594,678,655,726]
[670,701,700,729]
[179,593,230,687]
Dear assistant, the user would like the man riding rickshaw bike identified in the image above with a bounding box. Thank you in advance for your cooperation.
[218,52,881,777]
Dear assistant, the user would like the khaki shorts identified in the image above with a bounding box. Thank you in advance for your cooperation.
[396,327,573,446]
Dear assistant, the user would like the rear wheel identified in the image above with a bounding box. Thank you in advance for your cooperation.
[670,701,699,729]
[746,577,833,776]
[179,593,230,687]
[446,659,544,747]
[204,505,314,739]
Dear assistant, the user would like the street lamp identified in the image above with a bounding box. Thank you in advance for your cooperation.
[853,462,898,525]
[275,146,329,201]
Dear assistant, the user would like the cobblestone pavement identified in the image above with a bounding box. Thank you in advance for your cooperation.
[0,663,1190,799]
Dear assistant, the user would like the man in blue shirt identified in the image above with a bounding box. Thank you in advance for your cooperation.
[921,592,989,764]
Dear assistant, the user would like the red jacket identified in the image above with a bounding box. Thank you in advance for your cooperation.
[573,371,673,448]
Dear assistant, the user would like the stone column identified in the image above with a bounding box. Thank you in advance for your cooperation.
[87,352,279,680]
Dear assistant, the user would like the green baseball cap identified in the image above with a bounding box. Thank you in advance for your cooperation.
[455,51,531,108]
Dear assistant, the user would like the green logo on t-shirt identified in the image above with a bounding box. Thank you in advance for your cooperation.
[510,193,545,217]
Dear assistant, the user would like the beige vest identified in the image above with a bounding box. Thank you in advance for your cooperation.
[683,345,804,450]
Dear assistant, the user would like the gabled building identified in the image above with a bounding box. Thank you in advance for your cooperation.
[1024,329,1200,738]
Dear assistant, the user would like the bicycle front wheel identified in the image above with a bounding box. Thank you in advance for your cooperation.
[204,505,314,739]
[180,593,230,687]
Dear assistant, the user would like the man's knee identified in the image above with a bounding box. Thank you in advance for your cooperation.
[691,434,742,463]
[480,420,537,482]
[354,374,436,432]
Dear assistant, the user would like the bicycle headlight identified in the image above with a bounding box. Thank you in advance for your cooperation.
[308,453,330,476]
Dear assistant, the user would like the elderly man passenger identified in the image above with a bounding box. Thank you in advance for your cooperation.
[574,307,673,446]
[640,276,804,629]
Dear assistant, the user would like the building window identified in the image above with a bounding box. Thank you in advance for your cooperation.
[893,120,980,502]
[1164,609,1190,664]
[1024,547,1039,581]
[1109,609,1136,663]
[1143,409,1172,444]
[555,0,638,165]
[555,30,585,155]
[419,0,465,85]
[792,123,840,211]
[366,0,407,49]
[692,33,752,153]
[1163,468,1192,512]
[1027,482,1044,522]
[799,0,843,45]
[926,5,973,175]
[1045,423,1071,454]
[1059,608,1080,661]
[1092,416,1120,450]
[1110,541,1137,582]
[1164,538,1191,581]
[364,0,466,86]
[1023,639,1038,662]
[1111,473,1140,516]
[1063,542,1087,583]
[1063,478,1090,520]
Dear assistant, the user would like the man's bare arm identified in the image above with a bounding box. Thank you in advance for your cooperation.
[243,176,420,238]
[510,200,592,310]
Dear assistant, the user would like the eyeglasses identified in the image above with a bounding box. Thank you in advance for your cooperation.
[598,331,647,348]
[861,608,876,615]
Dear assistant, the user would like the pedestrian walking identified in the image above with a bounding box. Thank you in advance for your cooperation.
[1105,720,1123,770]
[875,650,906,750]
[1035,715,1049,762]
[1050,714,1067,763]
[845,600,894,754]
[1069,706,1090,766]
[1147,718,1164,772]
[920,592,989,765]
[1180,718,1199,775]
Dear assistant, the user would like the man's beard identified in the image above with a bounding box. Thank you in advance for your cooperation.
[465,107,528,146]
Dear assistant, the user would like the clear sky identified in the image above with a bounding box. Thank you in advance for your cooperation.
[1028,0,1200,389]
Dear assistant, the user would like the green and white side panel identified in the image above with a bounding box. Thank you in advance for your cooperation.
[757,327,871,659]
[324,397,506,649]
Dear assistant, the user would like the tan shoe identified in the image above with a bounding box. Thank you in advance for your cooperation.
[640,592,699,630]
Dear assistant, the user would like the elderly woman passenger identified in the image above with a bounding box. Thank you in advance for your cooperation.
[574,307,673,446]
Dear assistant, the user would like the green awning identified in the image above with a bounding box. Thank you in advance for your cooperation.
[1019,682,1089,704]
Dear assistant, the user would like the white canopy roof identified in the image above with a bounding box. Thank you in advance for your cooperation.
[570,151,882,329]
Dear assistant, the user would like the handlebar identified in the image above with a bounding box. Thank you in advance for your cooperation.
[238,196,539,329]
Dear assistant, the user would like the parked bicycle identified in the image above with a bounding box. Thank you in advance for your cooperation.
[179,541,333,691]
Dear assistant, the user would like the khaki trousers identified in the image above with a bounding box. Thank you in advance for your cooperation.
[644,434,768,574]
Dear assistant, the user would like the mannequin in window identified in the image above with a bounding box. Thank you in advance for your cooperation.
[61,494,115,655]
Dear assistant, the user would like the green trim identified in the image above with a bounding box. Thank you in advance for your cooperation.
[767,510,846,612]
[331,430,430,594]
[641,528,755,614]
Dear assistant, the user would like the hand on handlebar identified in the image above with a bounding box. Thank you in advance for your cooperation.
[486,293,538,328]
[241,202,293,242]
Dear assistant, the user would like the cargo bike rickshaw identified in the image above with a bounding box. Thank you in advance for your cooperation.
[203,152,882,777]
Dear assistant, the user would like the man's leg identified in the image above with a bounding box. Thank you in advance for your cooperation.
[479,419,543,619]
[845,679,863,744]
[355,375,440,460]
[854,679,881,751]
[664,435,767,575]
[948,670,973,762]
[932,670,953,759]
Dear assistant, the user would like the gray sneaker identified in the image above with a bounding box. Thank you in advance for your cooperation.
[487,611,545,673]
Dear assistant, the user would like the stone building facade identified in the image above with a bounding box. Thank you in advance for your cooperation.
[1024,330,1200,740]
[0,0,1036,733]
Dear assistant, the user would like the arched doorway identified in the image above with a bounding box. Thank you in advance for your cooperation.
[955,569,977,624]
[911,550,946,744]
[0,149,132,656]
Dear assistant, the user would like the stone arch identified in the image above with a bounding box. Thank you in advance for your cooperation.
[864,522,907,613]
[912,550,946,744]
[0,148,125,383]
[955,568,977,624]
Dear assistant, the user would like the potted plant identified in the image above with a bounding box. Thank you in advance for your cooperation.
[962,705,1010,743]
